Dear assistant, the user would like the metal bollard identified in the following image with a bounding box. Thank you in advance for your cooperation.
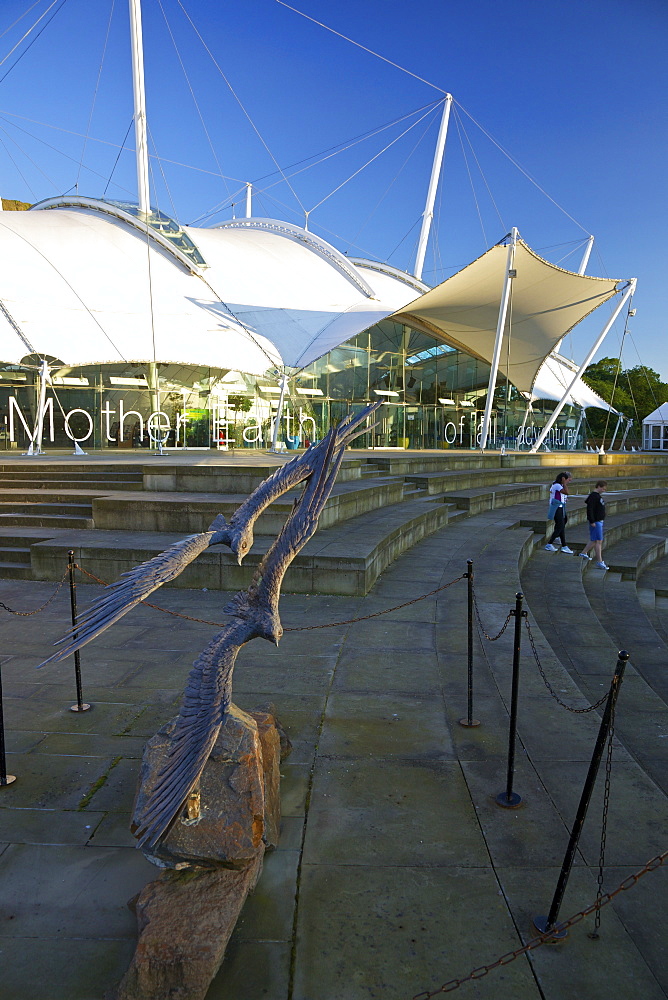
[67,551,91,713]
[533,650,629,939]
[496,592,525,808]
[0,660,17,787]
[459,560,480,727]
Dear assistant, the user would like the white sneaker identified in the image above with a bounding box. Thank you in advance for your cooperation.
[579,552,592,560]
[597,561,609,570]
[545,544,557,551]
[561,546,574,554]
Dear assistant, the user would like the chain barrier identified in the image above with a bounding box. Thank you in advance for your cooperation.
[591,702,616,938]
[0,570,69,616]
[471,586,513,641]
[74,563,467,631]
[411,849,668,998]
[524,617,609,714]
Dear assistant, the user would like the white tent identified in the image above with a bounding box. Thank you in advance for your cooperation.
[391,239,621,395]
[642,403,668,450]
[0,202,422,374]
[532,353,618,412]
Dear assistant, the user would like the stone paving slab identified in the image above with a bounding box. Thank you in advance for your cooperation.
[0,494,667,999]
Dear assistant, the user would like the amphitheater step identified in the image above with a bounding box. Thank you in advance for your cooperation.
[0,513,94,529]
[0,560,33,579]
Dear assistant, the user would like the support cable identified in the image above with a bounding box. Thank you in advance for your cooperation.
[76,0,115,194]
[454,110,488,250]
[155,0,232,205]
[274,0,447,95]
[0,133,38,201]
[452,106,506,234]
[307,103,440,216]
[0,0,69,84]
[102,119,134,197]
[0,124,59,195]
[454,99,591,235]
[0,2,45,43]
[147,123,179,222]
[329,111,439,254]
[0,110,136,199]
[175,0,307,215]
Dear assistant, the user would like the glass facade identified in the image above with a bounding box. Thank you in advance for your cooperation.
[0,320,584,452]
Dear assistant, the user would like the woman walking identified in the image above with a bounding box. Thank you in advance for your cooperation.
[545,471,574,553]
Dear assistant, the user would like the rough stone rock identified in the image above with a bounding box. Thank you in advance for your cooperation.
[251,700,293,761]
[110,857,264,1000]
[133,703,266,868]
[249,710,282,848]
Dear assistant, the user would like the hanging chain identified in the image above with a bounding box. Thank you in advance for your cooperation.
[524,617,609,714]
[411,849,668,998]
[0,569,69,616]
[74,563,466,631]
[285,573,466,631]
[471,588,513,641]
[590,703,616,938]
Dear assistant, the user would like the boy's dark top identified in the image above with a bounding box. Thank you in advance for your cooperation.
[585,491,605,523]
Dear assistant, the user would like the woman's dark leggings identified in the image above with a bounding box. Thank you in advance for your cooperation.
[549,507,567,546]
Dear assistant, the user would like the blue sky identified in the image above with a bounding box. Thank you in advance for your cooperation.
[0,0,666,374]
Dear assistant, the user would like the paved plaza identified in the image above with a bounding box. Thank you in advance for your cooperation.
[0,483,667,999]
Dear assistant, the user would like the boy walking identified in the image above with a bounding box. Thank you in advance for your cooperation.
[580,480,608,569]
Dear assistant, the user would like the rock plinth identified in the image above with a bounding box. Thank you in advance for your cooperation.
[111,704,287,1000]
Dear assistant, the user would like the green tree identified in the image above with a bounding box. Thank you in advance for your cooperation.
[582,357,668,446]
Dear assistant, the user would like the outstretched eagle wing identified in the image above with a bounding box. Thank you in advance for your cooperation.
[37,531,217,666]
[225,402,379,626]
[225,402,377,542]
[132,619,254,849]
[133,403,380,850]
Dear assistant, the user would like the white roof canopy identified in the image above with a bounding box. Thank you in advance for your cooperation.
[643,404,668,423]
[532,353,618,412]
[0,206,420,373]
[392,239,621,395]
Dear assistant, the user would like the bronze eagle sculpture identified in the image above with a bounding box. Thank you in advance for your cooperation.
[39,402,380,848]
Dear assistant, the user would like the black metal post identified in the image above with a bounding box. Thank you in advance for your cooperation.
[459,560,480,727]
[533,650,629,938]
[67,551,90,713]
[496,592,524,808]
[0,659,17,787]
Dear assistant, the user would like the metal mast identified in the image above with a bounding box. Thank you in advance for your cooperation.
[529,279,637,453]
[479,228,518,451]
[128,0,150,215]
[414,94,452,281]
[578,235,594,275]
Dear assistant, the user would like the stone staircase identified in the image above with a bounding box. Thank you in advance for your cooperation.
[2,452,668,592]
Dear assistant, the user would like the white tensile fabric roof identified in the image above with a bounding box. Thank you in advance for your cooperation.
[0,206,421,373]
[0,206,624,408]
[532,353,617,412]
[643,404,668,424]
[391,239,620,395]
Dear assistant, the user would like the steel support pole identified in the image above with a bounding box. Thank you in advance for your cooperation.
[608,412,623,451]
[578,236,594,275]
[129,0,151,215]
[414,95,452,281]
[459,560,480,727]
[270,374,289,453]
[68,551,91,713]
[534,650,629,938]
[0,659,16,787]
[530,280,636,454]
[496,592,524,808]
[480,230,518,451]
[619,418,632,451]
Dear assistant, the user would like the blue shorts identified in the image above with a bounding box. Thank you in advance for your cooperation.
[589,521,604,542]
